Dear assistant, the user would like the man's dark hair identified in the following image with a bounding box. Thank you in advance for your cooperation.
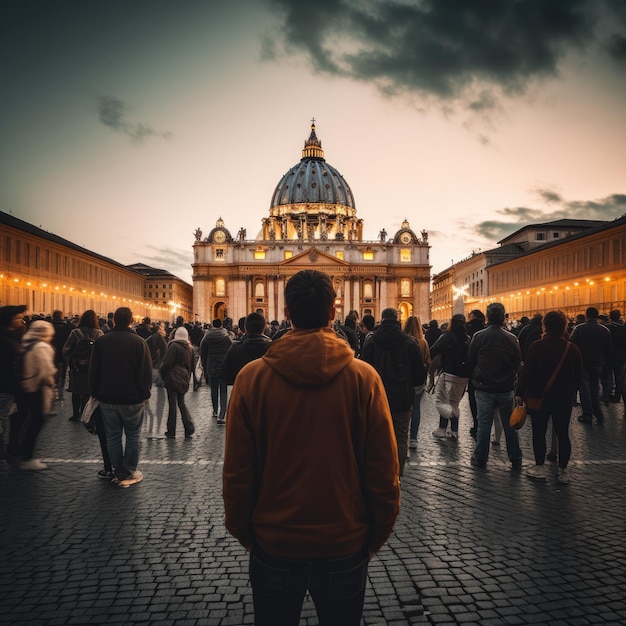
[114,307,133,328]
[245,312,266,335]
[610,309,622,322]
[285,270,335,329]
[362,314,375,331]
[586,307,599,319]
[543,310,567,337]
[381,308,398,321]
[469,309,485,322]
[212,318,222,328]
[486,302,505,325]
[343,316,356,329]
[531,313,543,324]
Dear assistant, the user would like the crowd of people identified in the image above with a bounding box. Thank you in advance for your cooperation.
[2,271,626,623]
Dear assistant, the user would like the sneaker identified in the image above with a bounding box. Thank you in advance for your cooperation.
[545,452,558,463]
[117,470,143,488]
[526,464,547,480]
[557,468,570,484]
[470,456,486,468]
[68,415,79,422]
[212,411,218,418]
[97,469,113,480]
[432,428,447,439]
[449,431,458,440]
[216,418,226,426]
[20,458,48,471]
[409,439,418,449]
[491,438,500,446]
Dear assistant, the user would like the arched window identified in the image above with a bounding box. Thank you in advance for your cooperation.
[401,279,411,297]
[363,281,373,300]
[255,282,265,298]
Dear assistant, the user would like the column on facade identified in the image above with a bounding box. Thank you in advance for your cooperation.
[353,278,360,316]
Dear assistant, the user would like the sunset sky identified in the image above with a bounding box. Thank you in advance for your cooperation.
[2,0,626,284]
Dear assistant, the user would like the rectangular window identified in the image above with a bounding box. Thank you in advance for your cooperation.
[536,233,545,241]
[284,250,293,260]
[254,250,266,260]
[400,248,411,263]
[215,249,225,260]
[363,250,374,261]
[335,251,344,260]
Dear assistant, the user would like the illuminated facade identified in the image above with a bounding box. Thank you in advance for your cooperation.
[0,211,191,321]
[192,123,431,324]
[432,217,626,323]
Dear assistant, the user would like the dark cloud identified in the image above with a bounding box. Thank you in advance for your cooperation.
[268,0,626,109]
[97,96,172,144]
[474,192,626,241]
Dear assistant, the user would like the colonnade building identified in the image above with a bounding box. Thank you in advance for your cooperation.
[431,216,626,323]
[192,122,431,325]
[0,210,192,322]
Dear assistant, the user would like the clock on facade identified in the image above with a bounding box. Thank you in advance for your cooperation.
[400,232,412,244]
[213,230,226,244]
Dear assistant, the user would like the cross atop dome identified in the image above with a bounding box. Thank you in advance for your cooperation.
[303,119,323,160]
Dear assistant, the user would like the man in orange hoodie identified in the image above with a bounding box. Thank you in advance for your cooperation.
[223,269,400,626]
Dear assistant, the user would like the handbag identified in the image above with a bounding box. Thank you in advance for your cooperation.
[81,396,100,435]
[509,402,527,430]
[525,342,571,415]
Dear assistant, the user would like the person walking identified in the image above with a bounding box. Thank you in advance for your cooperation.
[223,270,400,626]
[0,305,27,461]
[516,310,582,484]
[361,307,426,476]
[466,309,485,438]
[429,314,471,440]
[467,303,523,470]
[221,312,271,386]
[15,320,57,470]
[570,307,612,424]
[160,326,195,439]
[146,322,168,387]
[88,307,152,488]
[403,315,430,448]
[200,318,233,424]
[63,310,103,422]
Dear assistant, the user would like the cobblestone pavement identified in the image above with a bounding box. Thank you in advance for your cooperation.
[2,381,626,625]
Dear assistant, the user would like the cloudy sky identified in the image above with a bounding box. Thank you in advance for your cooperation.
[2,0,626,285]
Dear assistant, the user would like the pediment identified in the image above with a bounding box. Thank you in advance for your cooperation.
[279,246,348,267]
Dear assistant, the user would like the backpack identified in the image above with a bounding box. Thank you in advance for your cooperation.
[15,342,38,391]
[69,330,95,373]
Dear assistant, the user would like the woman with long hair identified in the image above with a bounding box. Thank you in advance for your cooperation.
[403,316,431,448]
[429,314,471,439]
[63,310,103,421]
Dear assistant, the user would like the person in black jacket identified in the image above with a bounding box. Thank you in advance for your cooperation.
[516,311,582,484]
[89,307,152,488]
[466,309,485,438]
[467,302,522,469]
[570,307,612,424]
[429,314,471,440]
[517,313,543,362]
[221,312,271,386]
[360,308,426,476]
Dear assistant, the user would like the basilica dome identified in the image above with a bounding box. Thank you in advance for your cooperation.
[270,123,355,210]
[263,122,362,242]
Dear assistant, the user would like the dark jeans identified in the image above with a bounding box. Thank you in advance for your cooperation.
[209,375,228,419]
[166,389,195,436]
[530,403,572,469]
[580,365,604,420]
[93,407,112,473]
[250,545,369,626]
[9,391,44,460]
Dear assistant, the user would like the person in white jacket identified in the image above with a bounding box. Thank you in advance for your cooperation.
[18,320,57,470]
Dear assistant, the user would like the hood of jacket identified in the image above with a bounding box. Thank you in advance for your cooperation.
[262,327,354,387]
[371,319,406,351]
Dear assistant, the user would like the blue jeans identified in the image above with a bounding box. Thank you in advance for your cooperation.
[250,545,369,626]
[100,402,146,480]
[473,390,522,464]
[580,365,604,420]
[209,375,228,419]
